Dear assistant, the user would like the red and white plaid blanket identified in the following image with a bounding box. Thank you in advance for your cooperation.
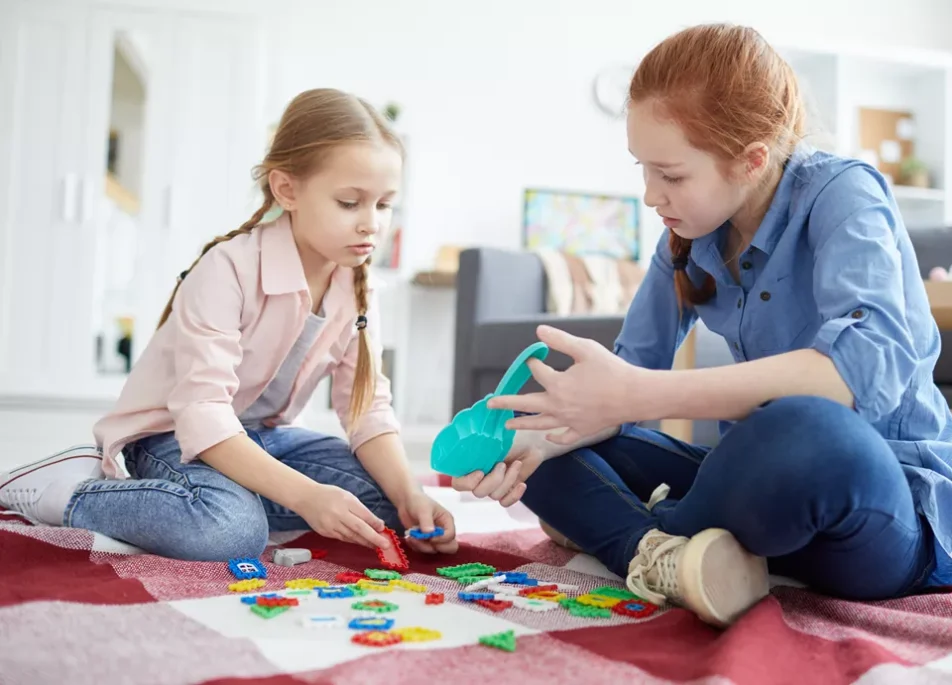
[3,509,952,684]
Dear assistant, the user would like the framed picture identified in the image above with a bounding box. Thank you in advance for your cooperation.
[522,188,640,261]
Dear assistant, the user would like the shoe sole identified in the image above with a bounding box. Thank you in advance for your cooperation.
[679,528,769,628]
[1,445,103,489]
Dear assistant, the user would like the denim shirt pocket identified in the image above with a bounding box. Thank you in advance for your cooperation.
[746,274,815,355]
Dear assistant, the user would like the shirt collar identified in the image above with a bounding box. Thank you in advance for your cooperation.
[259,212,308,295]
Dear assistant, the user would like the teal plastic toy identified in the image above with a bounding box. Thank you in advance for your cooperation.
[430,342,549,477]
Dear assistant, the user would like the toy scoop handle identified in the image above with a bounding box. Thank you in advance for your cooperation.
[492,342,550,398]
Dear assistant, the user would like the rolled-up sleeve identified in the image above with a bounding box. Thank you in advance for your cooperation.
[810,166,918,423]
[614,230,696,370]
[166,247,246,461]
[332,286,400,450]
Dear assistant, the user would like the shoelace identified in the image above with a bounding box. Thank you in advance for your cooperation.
[0,487,41,522]
[625,532,687,606]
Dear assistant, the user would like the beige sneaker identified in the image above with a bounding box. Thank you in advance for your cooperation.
[626,527,769,628]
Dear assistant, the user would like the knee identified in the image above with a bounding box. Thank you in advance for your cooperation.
[731,396,897,490]
[176,506,269,562]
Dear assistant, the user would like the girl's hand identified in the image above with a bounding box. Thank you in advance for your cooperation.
[488,325,641,444]
[450,430,549,507]
[398,492,458,554]
[297,484,392,549]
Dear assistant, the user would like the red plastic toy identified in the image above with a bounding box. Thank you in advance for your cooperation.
[376,527,409,571]
[351,630,403,647]
[425,592,444,605]
[308,549,328,560]
[612,599,658,619]
[475,599,513,612]
[256,596,299,608]
[336,571,367,584]
[518,584,558,597]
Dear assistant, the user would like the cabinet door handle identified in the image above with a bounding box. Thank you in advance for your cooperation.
[61,173,78,223]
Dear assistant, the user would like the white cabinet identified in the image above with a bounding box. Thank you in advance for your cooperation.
[0,0,263,403]
[778,42,952,229]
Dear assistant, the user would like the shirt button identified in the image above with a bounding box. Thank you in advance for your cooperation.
[851,309,864,319]
[736,298,742,308]
[760,291,771,301]
[733,341,740,351]
[741,261,752,270]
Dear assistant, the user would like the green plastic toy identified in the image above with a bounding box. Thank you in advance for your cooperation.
[430,342,549,477]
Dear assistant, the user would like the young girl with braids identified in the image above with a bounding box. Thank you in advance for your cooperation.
[0,89,458,560]
[455,24,952,627]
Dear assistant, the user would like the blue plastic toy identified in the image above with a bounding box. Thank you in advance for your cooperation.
[407,526,445,540]
[349,616,395,631]
[228,558,267,580]
[317,586,354,599]
[430,342,549,477]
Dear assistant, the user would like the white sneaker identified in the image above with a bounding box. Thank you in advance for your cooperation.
[0,445,104,524]
[626,527,769,628]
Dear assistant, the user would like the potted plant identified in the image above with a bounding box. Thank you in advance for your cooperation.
[899,156,930,188]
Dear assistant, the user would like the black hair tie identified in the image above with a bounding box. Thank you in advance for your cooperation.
[356,315,368,330]
[672,255,689,271]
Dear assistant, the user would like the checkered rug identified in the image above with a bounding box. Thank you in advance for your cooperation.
[3,502,952,684]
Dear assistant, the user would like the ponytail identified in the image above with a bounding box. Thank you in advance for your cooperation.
[669,232,715,309]
[156,189,275,329]
[347,260,376,431]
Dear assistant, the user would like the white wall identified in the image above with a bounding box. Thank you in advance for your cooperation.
[265,0,952,272]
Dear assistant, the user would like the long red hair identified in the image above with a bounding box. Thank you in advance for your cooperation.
[629,24,805,306]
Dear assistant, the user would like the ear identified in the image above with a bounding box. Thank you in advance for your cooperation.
[742,142,771,181]
[269,169,298,212]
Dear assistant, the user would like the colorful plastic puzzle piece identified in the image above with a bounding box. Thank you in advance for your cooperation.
[348,616,395,631]
[228,578,266,593]
[612,599,659,619]
[476,599,513,612]
[250,604,290,619]
[256,595,299,608]
[308,548,329,560]
[496,572,538,586]
[364,568,402,580]
[437,563,496,579]
[576,593,622,608]
[317,586,354,599]
[479,629,517,652]
[376,527,410,571]
[272,548,311,567]
[228,557,267,580]
[285,578,330,590]
[406,526,445,540]
[458,591,496,601]
[526,590,566,603]
[560,598,612,618]
[589,585,638,601]
[512,597,558,612]
[301,614,344,628]
[518,584,558,596]
[392,626,441,642]
[240,592,279,605]
[425,592,444,605]
[352,599,398,613]
[351,630,402,647]
[336,571,367,584]
[389,579,426,593]
[347,584,369,597]
[356,579,394,593]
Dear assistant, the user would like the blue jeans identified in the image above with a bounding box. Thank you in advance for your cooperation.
[521,396,937,600]
[65,427,401,560]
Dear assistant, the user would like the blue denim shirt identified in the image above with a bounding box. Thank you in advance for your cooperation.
[614,145,952,581]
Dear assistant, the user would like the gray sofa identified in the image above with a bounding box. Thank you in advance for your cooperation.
[452,227,952,447]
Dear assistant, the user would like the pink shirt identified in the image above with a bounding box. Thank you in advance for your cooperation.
[93,213,400,478]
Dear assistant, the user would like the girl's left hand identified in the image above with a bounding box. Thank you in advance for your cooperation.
[397,492,458,554]
[488,325,642,444]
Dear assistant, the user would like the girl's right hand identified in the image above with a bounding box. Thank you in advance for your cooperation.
[298,484,392,549]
